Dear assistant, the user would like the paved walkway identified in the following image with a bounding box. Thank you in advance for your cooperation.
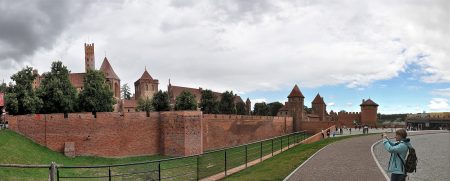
[286,134,386,181]
[373,131,450,181]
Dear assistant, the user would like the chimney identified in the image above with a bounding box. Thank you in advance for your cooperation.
[362,99,365,103]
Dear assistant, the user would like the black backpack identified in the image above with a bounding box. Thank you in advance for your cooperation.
[397,147,418,174]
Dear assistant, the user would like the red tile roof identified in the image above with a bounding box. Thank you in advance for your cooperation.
[168,84,244,104]
[360,99,379,106]
[100,57,120,80]
[288,84,305,98]
[312,93,325,104]
[139,69,153,80]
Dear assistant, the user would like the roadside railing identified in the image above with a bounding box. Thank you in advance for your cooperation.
[1,131,308,181]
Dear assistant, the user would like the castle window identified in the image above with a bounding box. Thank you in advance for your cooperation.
[152,85,154,91]
[146,84,148,91]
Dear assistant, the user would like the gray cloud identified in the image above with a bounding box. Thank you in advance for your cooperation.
[0,0,93,63]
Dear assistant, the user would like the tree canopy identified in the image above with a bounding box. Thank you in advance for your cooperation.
[219,91,236,114]
[5,67,42,115]
[37,61,78,114]
[268,102,284,116]
[78,70,115,113]
[253,102,270,116]
[152,90,170,111]
[200,89,219,114]
[175,91,197,111]
[121,84,132,100]
[236,102,246,115]
[137,97,153,116]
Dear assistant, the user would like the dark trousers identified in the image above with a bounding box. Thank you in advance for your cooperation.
[391,173,406,181]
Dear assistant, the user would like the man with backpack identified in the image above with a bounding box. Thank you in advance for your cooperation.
[382,129,417,181]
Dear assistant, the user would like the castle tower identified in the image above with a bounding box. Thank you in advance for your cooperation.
[286,84,305,132]
[84,43,95,72]
[245,98,251,115]
[360,99,379,127]
[99,57,120,98]
[312,93,326,121]
[134,67,159,101]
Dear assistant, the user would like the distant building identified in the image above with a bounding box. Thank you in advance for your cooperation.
[406,112,450,130]
[278,84,379,129]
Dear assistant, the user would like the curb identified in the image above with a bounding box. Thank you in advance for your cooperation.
[283,144,330,181]
[371,139,389,181]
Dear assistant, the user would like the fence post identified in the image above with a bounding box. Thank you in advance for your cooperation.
[108,166,111,181]
[224,150,227,176]
[281,137,283,152]
[245,145,248,168]
[49,162,56,181]
[197,155,199,181]
[271,139,274,156]
[288,135,290,148]
[260,142,263,162]
[158,161,161,181]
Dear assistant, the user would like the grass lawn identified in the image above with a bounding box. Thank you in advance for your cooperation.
[0,129,309,180]
[0,129,168,180]
[221,134,371,181]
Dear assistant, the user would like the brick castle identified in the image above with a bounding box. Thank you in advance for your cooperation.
[5,43,379,158]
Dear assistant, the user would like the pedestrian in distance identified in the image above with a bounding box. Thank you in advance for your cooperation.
[382,129,413,181]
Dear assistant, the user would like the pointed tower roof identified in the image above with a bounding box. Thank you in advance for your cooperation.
[139,67,154,80]
[246,98,251,103]
[99,57,120,80]
[360,99,379,106]
[288,84,305,98]
[312,93,325,104]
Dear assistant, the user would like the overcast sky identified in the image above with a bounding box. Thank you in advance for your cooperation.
[0,0,449,114]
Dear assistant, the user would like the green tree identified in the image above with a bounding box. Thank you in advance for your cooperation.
[137,97,153,116]
[121,83,131,100]
[268,102,284,116]
[253,102,270,116]
[304,106,313,114]
[200,89,219,114]
[78,70,115,113]
[0,82,7,92]
[5,67,42,115]
[236,102,246,115]
[37,61,78,114]
[152,90,170,111]
[219,91,236,114]
[175,91,197,111]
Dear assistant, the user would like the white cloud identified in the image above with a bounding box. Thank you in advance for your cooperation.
[431,88,450,97]
[328,102,335,106]
[0,0,448,94]
[427,98,449,111]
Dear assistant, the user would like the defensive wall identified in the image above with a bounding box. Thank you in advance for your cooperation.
[6,112,294,157]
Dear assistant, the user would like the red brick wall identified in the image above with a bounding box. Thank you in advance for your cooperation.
[337,112,360,128]
[361,107,377,127]
[301,125,336,144]
[160,111,203,157]
[299,121,335,134]
[7,112,161,157]
[7,112,296,157]
[203,114,293,150]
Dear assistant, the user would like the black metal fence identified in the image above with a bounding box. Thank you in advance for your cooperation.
[1,131,307,181]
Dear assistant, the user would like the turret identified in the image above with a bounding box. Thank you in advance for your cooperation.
[84,43,95,72]
[286,84,305,131]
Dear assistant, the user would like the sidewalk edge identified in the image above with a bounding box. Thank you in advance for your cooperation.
[371,139,390,181]
[283,144,330,181]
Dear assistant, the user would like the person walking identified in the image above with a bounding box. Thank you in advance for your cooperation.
[382,129,412,181]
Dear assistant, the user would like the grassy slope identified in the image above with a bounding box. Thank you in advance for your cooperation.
[0,129,166,180]
[222,134,369,181]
